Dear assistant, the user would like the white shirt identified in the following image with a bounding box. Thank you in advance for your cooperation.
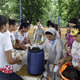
[39,39,63,64]
[34,24,43,30]
[4,30,11,37]
[4,30,15,45]
[0,32,13,67]
[71,40,80,66]
[24,32,28,40]
[4,30,15,40]
[10,32,15,41]
[15,31,26,44]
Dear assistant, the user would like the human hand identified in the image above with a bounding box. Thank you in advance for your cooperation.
[65,47,71,53]
[38,34,42,37]
[16,58,22,65]
[46,75,54,80]
[39,41,44,45]
[19,44,27,50]
[52,64,56,71]
[17,60,22,65]
[64,45,66,48]
[57,58,65,66]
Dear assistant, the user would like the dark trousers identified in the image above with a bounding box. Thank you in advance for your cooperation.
[0,71,23,80]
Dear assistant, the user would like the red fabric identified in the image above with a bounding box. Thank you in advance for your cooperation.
[0,65,13,74]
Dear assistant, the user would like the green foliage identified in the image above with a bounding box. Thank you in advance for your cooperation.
[22,0,52,25]
[59,0,80,27]
[0,0,80,27]
[51,0,80,27]
[0,0,53,25]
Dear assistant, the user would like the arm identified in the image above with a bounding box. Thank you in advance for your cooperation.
[57,55,72,66]
[54,41,62,64]
[28,37,31,45]
[64,55,72,61]
[38,29,44,37]
[13,43,18,49]
[43,32,45,36]
[47,75,54,80]
[58,41,74,66]
[64,41,72,53]
[33,29,36,35]
[6,50,21,64]
[42,29,45,36]
[38,34,42,37]
[15,32,27,49]
[4,36,21,64]
[24,37,29,44]
[38,39,47,49]
[24,37,31,45]
[64,41,68,48]
[16,39,27,50]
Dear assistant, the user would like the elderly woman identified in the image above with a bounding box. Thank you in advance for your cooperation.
[35,24,44,44]
[39,28,63,80]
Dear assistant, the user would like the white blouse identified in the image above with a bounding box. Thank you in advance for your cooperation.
[15,31,26,44]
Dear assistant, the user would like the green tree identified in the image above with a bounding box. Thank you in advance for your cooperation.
[22,0,53,25]
[58,0,80,27]
[0,0,53,25]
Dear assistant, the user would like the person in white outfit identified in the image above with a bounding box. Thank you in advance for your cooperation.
[39,28,63,80]
[0,15,23,80]
[4,19,18,49]
[15,22,30,50]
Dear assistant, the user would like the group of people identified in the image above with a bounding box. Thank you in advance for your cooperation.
[0,15,32,80]
[40,18,80,80]
[0,14,80,80]
[34,18,80,80]
[58,18,80,80]
[0,15,25,80]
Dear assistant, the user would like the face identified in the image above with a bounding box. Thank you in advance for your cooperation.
[47,26,51,28]
[69,23,76,27]
[27,26,30,31]
[38,26,41,29]
[12,23,18,31]
[25,27,30,32]
[37,21,40,25]
[2,23,8,32]
[21,28,26,36]
[73,34,80,42]
[46,34,55,41]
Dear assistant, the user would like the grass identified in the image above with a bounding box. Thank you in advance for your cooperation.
[28,27,67,38]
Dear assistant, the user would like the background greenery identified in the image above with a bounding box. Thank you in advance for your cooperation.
[0,0,80,27]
